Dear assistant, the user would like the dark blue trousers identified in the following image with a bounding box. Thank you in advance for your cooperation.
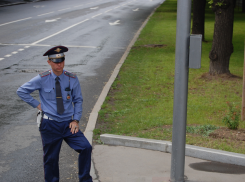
[40,119,92,182]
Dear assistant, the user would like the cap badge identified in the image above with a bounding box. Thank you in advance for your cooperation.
[55,48,62,53]
[56,54,61,58]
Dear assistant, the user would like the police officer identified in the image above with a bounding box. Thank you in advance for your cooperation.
[17,46,92,182]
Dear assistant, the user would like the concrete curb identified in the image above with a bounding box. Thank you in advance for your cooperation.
[84,3,162,181]
[100,134,245,167]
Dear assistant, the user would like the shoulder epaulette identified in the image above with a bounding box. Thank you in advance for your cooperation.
[64,71,76,78]
[39,70,51,77]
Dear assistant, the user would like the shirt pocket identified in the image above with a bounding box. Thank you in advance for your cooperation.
[62,91,72,102]
[43,88,55,100]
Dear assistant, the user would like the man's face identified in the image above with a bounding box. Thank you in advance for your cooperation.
[48,60,65,75]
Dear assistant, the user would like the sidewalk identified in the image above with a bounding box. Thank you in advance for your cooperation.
[92,144,245,182]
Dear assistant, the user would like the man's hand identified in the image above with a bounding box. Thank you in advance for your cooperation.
[37,104,42,111]
[69,120,79,134]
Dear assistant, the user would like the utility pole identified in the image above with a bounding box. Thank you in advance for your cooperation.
[170,0,192,181]
[242,40,245,121]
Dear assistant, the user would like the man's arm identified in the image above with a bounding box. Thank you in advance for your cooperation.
[17,75,42,109]
[69,77,83,134]
[72,77,83,121]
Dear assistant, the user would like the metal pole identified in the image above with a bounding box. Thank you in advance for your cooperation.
[170,0,192,181]
[242,39,245,121]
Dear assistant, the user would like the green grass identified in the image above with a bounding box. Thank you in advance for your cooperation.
[94,0,245,154]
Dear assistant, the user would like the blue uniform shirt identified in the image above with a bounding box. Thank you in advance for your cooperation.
[17,70,83,122]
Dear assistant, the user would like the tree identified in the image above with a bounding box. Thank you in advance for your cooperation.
[242,0,245,13]
[192,0,207,41]
[209,0,235,75]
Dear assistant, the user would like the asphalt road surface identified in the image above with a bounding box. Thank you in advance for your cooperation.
[0,0,164,181]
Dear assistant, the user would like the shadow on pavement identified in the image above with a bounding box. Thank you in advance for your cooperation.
[189,161,245,174]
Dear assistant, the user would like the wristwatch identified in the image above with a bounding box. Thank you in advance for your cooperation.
[73,120,79,123]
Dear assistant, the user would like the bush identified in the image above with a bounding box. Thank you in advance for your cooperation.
[222,102,240,130]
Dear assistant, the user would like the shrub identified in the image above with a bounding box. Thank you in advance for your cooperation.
[222,102,240,130]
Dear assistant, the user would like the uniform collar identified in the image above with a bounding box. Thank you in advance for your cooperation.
[51,70,65,81]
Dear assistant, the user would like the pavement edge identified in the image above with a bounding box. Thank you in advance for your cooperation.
[100,134,245,167]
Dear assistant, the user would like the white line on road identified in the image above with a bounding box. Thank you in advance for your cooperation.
[12,51,18,54]
[92,13,103,18]
[58,8,71,11]
[38,12,54,16]
[5,54,12,57]
[0,58,4,61]
[18,49,24,51]
[0,17,32,27]
[109,20,120,26]
[105,9,113,13]
[45,18,61,23]
[31,19,90,45]
[90,7,99,10]
[63,45,98,48]
[133,8,139,11]
[0,43,97,49]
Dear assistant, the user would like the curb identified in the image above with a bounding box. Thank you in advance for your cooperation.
[84,3,163,181]
[100,134,245,167]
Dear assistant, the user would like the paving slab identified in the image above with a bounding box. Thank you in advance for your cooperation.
[100,134,245,167]
[93,145,245,182]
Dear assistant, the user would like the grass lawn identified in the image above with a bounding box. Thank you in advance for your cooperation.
[94,0,245,154]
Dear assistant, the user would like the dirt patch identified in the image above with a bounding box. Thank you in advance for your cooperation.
[200,72,242,81]
[209,127,245,141]
[160,125,245,142]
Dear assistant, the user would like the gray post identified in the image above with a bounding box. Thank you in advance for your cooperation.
[170,0,192,182]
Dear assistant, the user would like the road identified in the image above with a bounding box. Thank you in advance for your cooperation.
[0,0,164,181]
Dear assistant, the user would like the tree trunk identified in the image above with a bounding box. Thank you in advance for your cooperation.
[209,0,235,75]
[192,0,206,41]
[242,0,245,13]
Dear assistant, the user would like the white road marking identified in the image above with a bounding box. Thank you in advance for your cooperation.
[90,7,99,10]
[12,52,18,54]
[0,58,4,61]
[18,49,24,51]
[133,8,139,11]
[58,8,71,11]
[45,18,61,23]
[0,17,32,27]
[63,45,98,48]
[92,13,103,18]
[0,43,97,48]
[31,19,90,45]
[105,9,113,13]
[114,6,121,9]
[38,12,54,16]
[5,54,12,57]
[109,20,120,26]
